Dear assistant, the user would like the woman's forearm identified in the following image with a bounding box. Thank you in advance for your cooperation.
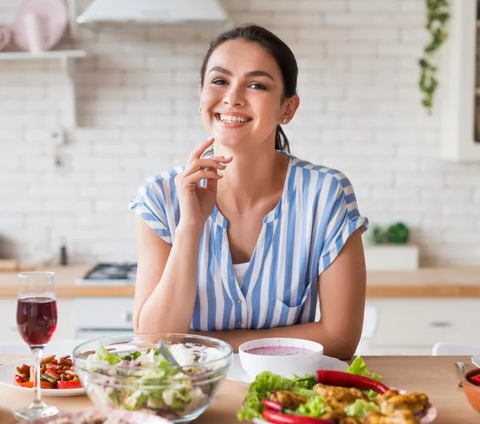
[192,322,359,360]
[137,224,202,334]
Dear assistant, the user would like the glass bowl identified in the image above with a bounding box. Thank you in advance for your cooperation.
[72,333,233,423]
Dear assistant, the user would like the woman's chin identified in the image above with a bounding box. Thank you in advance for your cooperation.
[212,133,245,148]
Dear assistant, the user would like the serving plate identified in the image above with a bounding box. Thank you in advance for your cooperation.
[12,0,68,52]
[253,389,438,424]
[0,359,84,397]
[227,352,348,386]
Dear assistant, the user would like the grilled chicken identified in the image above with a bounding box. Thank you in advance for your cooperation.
[361,410,420,424]
[339,418,362,424]
[269,390,306,410]
[376,390,428,414]
[313,383,368,410]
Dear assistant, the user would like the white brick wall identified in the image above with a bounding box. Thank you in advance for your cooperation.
[1,0,479,266]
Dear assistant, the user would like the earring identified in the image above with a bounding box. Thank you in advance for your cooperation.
[198,106,202,113]
[282,118,288,124]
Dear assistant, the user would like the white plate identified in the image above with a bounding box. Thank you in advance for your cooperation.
[227,353,348,386]
[472,353,480,368]
[0,359,85,397]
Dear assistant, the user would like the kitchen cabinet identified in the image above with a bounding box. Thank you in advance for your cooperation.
[367,298,480,355]
[441,0,480,161]
[73,297,134,339]
[0,299,74,344]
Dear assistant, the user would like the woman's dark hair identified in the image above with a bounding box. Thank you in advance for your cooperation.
[200,24,298,153]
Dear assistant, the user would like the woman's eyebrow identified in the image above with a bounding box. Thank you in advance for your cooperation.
[208,66,275,81]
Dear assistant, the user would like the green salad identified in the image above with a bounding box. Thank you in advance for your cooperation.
[237,356,383,421]
[83,345,224,418]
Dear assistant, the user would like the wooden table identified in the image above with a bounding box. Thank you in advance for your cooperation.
[0,355,478,423]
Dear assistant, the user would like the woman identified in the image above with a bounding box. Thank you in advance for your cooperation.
[130,24,368,359]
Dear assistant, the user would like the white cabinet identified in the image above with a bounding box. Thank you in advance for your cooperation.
[367,298,480,355]
[0,299,74,344]
[441,0,480,161]
[73,297,134,339]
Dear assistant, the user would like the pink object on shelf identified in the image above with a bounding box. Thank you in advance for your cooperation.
[12,0,68,52]
[0,26,11,51]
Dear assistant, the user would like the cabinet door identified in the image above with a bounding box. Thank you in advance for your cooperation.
[73,297,135,330]
[367,298,480,354]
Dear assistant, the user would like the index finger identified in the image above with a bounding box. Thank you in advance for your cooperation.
[187,136,214,164]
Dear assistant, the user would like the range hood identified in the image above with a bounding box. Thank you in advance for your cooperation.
[77,0,231,26]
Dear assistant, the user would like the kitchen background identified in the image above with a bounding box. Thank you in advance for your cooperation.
[1,0,479,268]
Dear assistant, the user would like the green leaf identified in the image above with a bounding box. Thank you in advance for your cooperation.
[236,372,315,421]
[344,399,380,418]
[296,396,331,417]
[346,356,382,381]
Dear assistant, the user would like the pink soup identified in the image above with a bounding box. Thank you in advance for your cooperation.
[245,346,316,356]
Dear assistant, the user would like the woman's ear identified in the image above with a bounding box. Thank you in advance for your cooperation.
[281,94,300,123]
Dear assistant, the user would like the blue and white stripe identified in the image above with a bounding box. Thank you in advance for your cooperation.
[129,153,368,331]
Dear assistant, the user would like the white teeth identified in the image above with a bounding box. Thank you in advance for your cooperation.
[218,114,249,123]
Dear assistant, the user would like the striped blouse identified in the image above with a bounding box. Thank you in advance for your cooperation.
[129,153,368,332]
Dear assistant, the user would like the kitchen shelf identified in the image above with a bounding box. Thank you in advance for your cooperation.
[441,0,480,161]
[0,50,86,60]
[0,50,87,129]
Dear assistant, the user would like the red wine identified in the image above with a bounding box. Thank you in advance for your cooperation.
[17,297,57,347]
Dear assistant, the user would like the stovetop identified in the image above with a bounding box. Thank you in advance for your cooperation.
[76,263,137,286]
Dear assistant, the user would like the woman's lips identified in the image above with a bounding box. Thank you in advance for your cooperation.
[214,113,253,128]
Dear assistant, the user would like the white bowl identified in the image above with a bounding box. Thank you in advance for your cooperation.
[238,337,324,379]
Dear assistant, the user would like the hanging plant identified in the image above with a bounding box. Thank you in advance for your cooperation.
[419,0,450,113]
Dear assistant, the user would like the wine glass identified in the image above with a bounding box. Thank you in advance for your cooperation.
[15,272,59,420]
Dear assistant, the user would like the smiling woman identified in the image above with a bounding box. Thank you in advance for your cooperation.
[129,24,368,360]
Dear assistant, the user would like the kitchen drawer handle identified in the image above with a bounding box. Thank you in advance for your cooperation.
[429,321,452,328]
[121,311,133,323]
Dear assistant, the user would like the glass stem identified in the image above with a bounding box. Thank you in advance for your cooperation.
[31,347,45,408]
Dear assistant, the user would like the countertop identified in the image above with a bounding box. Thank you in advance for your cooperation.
[0,265,480,298]
[0,355,478,424]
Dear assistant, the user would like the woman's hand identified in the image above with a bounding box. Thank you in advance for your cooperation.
[175,137,232,231]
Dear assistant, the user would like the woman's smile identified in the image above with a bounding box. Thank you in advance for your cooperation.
[214,112,253,128]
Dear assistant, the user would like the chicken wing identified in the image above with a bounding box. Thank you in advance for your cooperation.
[313,383,368,410]
[339,418,362,424]
[375,390,428,414]
[361,410,420,424]
[269,390,306,410]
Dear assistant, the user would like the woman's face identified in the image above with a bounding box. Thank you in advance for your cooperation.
[200,40,295,150]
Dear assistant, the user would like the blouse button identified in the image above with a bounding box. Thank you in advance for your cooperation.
[237,321,242,326]
[236,298,242,303]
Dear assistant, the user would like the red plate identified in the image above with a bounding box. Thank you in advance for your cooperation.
[252,388,437,424]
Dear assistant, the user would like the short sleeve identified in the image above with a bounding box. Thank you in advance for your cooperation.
[318,173,368,275]
[129,176,173,245]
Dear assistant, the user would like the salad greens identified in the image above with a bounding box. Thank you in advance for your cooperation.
[237,356,384,421]
[344,399,380,418]
[83,345,223,418]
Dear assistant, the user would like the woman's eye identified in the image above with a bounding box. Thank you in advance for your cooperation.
[249,82,267,90]
[211,78,227,85]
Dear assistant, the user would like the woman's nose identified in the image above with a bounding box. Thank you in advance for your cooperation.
[223,86,245,107]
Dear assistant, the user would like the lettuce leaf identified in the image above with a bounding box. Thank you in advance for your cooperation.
[295,396,331,417]
[236,372,316,421]
[346,356,382,381]
[96,346,122,365]
[344,399,379,418]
